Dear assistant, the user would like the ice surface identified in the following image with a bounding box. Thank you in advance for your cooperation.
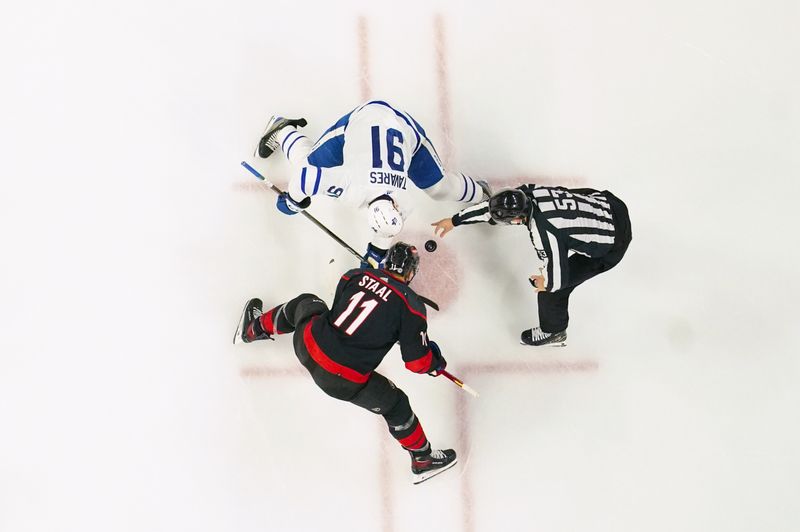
[1,1,799,531]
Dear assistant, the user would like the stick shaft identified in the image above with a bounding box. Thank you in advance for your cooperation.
[440,370,479,397]
[241,162,364,261]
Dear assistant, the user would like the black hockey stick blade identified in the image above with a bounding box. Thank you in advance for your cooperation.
[419,295,439,311]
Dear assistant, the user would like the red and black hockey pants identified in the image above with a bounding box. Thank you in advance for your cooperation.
[259,293,430,454]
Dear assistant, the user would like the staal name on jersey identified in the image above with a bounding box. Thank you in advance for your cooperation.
[358,275,393,302]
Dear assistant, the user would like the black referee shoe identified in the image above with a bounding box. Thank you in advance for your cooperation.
[520,327,567,347]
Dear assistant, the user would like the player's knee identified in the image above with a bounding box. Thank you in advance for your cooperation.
[350,375,404,414]
[289,293,328,324]
[383,389,412,426]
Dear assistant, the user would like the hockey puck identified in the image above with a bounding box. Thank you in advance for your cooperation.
[424,239,438,252]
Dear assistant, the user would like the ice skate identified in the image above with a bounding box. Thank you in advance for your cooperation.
[256,115,308,158]
[233,298,273,344]
[520,327,567,347]
[411,448,457,485]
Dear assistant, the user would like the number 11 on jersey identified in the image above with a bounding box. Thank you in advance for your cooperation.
[333,291,379,335]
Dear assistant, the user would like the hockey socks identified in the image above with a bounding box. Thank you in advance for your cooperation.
[249,303,293,339]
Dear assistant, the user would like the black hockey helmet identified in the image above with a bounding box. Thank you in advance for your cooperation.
[384,241,420,282]
[488,189,531,224]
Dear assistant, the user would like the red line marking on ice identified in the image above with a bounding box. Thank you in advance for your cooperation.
[357,15,371,101]
[464,360,599,374]
[378,422,395,532]
[239,357,598,532]
[434,13,454,168]
[236,13,599,532]
[232,174,589,195]
[239,366,306,378]
[455,390,475,532]
[239,360,599,379]
[453,360,599,530]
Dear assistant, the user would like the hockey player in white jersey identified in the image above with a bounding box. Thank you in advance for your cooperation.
[255,100,490,267]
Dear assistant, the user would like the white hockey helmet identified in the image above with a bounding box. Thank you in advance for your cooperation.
[368,195,404,239]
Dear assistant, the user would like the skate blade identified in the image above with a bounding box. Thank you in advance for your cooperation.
[412,458,458,485]
[519,340,568,347]
[232,304,250,345]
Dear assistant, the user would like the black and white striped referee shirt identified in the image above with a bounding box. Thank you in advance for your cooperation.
[451,184,618,292]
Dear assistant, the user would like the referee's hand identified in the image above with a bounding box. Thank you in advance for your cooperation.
[529,274,545,292]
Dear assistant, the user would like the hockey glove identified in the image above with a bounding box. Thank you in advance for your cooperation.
[276,192,311,215]
[427,341,447,377]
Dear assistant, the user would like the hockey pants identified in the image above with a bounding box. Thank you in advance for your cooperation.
[269,293,430,452]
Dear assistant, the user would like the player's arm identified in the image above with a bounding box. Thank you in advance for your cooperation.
[397,308,446,376]
[535,227,570,292]
[431,200,496,237]
[277,165,334,215]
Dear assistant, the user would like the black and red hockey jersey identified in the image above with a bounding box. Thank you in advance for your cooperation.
[303,268,439,383]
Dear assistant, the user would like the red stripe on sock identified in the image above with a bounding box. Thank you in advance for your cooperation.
[398,423,428,450]
[260,309,276,335]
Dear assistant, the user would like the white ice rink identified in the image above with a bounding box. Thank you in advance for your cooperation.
[2,1,799,531]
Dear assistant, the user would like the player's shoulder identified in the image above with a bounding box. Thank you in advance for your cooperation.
[347,268,428,317]
[385,276,427,318]
[340,268,364,282]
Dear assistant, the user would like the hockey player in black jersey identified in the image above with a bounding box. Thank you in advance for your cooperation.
[233,242,457,484]
[432,185,632,346]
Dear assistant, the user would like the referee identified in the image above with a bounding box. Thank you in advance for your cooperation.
[432,184,632,346]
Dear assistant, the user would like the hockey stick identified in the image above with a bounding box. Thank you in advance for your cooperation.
[241,161,365,262]
[440,369,479,397]
[240,161,440,311]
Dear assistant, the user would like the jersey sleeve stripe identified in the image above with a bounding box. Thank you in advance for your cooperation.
[405,348,434,373]
[547,231,562,291]
[312,166,321,195]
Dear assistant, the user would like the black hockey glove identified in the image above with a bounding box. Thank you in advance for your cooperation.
[427,341,447,377]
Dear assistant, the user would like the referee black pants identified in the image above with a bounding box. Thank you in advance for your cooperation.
[537,192,632,333]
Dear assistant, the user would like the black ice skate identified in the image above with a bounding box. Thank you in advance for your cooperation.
[233,298,273,344]
[256,115,308,158]
[520,327,567,347]
[411,448,458,485]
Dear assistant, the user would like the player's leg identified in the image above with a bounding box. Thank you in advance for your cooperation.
[256,116,311,163]
[416,169,491,203]
[234,293,327,344]
[349,373,457,484]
